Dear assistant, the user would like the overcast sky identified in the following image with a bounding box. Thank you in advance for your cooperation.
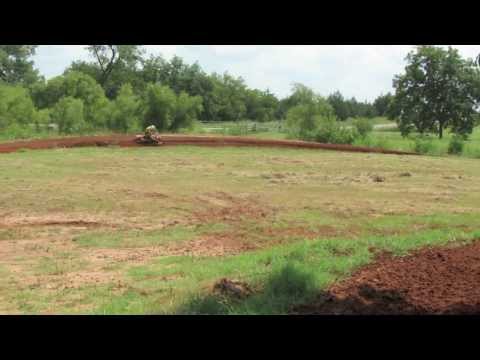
[33,45,480,102]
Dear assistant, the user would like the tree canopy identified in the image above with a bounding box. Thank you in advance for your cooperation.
[0,45,40,85]
[391,45,480,139]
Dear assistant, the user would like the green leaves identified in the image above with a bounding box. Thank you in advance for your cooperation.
[108,84,140,132]
[0,45,40,85]
[51,97,85,134]
[0,84,36,128]
[392,45,480,139]
[142,84,177,131]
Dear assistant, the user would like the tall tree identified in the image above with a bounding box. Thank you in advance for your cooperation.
[327,91,349,120]
[0,45,40,85]
[373,93,394,117]
[85,45,144,97]
[391,45,480,139]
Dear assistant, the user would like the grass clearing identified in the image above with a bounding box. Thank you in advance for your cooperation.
[1,145,479,314]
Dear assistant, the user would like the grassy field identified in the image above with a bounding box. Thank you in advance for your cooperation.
[194,119,480,159]
[1,145,480,314]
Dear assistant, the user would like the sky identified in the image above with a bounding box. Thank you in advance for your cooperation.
[33,45,480,102]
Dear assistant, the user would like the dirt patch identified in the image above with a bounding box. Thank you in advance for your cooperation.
[213,278,253,299]
[192,192,273,224]
[0,134,418,155]
[165,233,256,257]
[0,215,115,229]
[292,240,480,315]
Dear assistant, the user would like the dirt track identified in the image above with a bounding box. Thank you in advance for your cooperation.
[292,241,480,315]
[0,134,418,155]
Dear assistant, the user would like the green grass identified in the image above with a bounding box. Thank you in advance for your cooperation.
[353,126,480,158]
[95,228,480,315]
[1,145,480,314]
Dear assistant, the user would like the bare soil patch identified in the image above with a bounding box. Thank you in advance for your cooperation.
[292,240,480,315]
[192,191,273,224]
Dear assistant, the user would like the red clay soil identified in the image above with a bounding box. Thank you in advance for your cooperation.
[292,241,480,315]
[0,134,418,155]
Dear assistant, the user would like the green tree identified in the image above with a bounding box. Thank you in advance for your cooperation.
[245,88,279,122]
[285,84,336,140]
[171,92,203,131]
[0,45,40,85]
[391,45,480,139]
[51,97,86,134]
[373,93,394,117]
[327,91,349,121]
[0,84,36,129]
[82,45,145,98]
[142,84,176,131]
[108,84,140,132]
[31,71,110,129]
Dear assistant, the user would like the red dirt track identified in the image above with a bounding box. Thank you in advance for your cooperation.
[0,134,418,155]
[293,241,480,315]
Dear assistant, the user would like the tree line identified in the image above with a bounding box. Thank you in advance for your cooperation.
[0,45,387,136]
[1,45,478,140]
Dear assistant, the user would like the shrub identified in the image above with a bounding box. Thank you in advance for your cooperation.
[285,100,335,141]
[142,84,176,131]
[0,84,36,128]
[448,135,464,155]
[315,118,359,145]
[413,136,434,154]
[171,92,203,132]
[32,108,51,131]
[51,97,86,134]
[34,71,110,129]
[352,118,373,138]
[108,84,140,132]
[1,123,32,139]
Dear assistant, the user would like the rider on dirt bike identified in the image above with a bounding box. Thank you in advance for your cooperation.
[135,125,162,145]
[145,125,159,139]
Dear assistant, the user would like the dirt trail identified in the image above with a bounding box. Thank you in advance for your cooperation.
[0,134,417,155]
[292,240,480,315]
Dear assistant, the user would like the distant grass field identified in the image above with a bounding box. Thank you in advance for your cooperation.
[1,145,479,314]
[194,118,480,159]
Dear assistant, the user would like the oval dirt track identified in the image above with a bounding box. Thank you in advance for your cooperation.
[0,134,418,155]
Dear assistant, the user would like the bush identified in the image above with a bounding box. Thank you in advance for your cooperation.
[0,84,36,128]
[171,92,203,132]
[413,136,434,154]
[32,108,51,131]
[352,118,373,138]
[285,100,335,141]
[448,135,464,155]
[142,84,176,131]
[1,123,33,139]
[51,97,86,134]
[34,71,110,129]
[108,84,140,132]
[315,117,359,145]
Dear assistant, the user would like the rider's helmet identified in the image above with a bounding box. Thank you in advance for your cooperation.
[145,125,158,136]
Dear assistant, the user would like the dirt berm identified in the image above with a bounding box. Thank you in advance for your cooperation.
[0,134,418,155]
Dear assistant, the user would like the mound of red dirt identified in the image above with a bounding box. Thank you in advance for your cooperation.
[292,241,480,315]
[0,134,417,155]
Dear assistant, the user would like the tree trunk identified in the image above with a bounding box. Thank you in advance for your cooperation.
[439,122,444,139]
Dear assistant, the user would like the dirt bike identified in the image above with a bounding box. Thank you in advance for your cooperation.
[134,134,164,146]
